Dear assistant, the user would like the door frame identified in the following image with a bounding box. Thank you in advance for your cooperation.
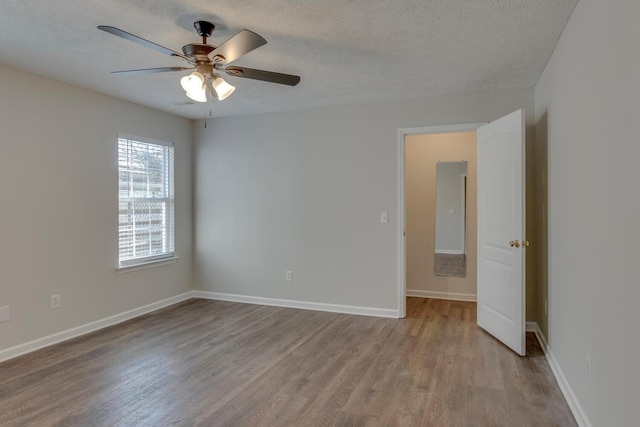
[396,123,485,318]
[461,172,468,255]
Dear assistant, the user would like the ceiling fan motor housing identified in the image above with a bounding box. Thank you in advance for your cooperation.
[182,43,215,62]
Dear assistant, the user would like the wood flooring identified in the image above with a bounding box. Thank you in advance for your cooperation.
[0,298,576,426]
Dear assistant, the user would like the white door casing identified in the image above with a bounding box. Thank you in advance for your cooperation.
[397,123,485,318]
[476,109,526,355]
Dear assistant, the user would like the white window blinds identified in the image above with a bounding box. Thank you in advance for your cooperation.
[118,137,175,267]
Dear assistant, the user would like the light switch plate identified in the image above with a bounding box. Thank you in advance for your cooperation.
[0,306,10,323]
[380,212,388,224]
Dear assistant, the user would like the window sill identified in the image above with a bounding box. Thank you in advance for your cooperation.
[116,256,179,273]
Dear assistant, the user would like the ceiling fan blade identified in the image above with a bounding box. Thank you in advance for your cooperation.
[111,67,193,75]
[98,26,191,62]
[224,66,301,86]
[210,30,267,65]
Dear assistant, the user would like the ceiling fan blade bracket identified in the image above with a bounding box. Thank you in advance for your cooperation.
[172,53,194,64]
[225,68,243,76]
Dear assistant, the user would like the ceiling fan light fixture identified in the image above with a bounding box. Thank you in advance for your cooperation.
[212,75,235,101]
[185,88,207,103]
[180,72,207,102]
[100,22,301,107]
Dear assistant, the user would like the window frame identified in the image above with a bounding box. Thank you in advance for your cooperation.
[117,134,177,271]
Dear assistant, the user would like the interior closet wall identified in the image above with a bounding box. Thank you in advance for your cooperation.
[405,132,477,299]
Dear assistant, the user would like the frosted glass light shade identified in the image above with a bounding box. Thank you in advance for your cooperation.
[180,72,207,103]
[185,89,207,103]
[212,76,235,101]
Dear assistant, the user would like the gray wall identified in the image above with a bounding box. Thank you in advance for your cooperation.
[535,0,639,425]
[194,89,533,311]
[0,64,193,353]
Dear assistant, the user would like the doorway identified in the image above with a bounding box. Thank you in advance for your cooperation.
[397,110,527,356]
[405,132,477,302]
[396,123,484,318]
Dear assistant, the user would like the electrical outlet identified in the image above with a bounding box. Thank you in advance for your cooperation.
[544,298,548,316]
[585,354,592,381]
[50,294,61,310]
[285,271,293,282]
[0,306,9,323]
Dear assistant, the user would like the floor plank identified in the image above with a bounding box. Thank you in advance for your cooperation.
[0,298,577,426]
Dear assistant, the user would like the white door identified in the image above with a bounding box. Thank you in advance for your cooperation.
[476,109,526,355]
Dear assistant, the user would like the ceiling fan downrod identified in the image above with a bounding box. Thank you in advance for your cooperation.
[193,20,215,44]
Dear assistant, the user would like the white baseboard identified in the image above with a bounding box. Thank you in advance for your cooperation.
[525,322,592,427]
[546,347,593,427]
[0,291,194,364]
[193,291,399,318]
[435,250,465,255]
[406,289,476,302]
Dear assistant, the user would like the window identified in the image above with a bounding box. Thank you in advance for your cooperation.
[118,136,175,267]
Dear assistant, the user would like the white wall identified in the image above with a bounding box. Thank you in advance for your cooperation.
[535,0,640,425]
[405,132,477,297]
[0,64,193,353]
[194,89,533,312]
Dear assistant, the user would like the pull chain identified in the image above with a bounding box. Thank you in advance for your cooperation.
[204,76,214,128]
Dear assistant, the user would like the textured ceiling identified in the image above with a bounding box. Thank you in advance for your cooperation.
[0,0,577,119]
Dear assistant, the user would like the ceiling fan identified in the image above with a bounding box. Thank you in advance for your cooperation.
[98,20,300,103]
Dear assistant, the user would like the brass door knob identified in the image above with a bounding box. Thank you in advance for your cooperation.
[509,241,515,247]
[509,240,520,248]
